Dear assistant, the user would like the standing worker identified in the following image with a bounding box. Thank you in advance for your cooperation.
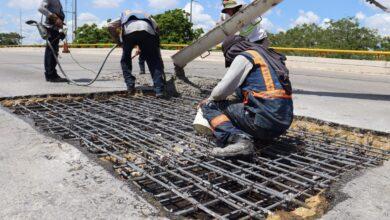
[38,0,67,82]
[221,0,270,47]
[199,35,293,157]
[108,10,165,97]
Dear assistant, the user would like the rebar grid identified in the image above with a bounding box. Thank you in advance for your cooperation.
[7,93,389,219]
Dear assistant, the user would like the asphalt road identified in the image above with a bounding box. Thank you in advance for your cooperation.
[0,47,389,132]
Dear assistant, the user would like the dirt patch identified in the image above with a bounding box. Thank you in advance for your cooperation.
[267,193,329,220]
[1,95,84,107]
[291,116,390,152]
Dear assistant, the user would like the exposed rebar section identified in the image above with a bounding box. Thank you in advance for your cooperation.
[7,93,388,219]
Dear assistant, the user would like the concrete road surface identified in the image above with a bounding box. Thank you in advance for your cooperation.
[0,47,389,219]
[1,47,389,132]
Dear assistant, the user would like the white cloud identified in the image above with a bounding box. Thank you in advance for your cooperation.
[363,13,390,36]
[183,2,216,31]
[7,0,41,10]
[92,0,123,8]
[292,10,320,27]
[261,17,274,31]
[78,12,100,26]
[148,0,179,10]
[355,11,366,20]
[320,18,331,28]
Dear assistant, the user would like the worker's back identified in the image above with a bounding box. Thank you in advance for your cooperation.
[238,48,293,136]
[120,10,157,36]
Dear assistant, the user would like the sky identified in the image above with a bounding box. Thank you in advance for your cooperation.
[0,0,389,44]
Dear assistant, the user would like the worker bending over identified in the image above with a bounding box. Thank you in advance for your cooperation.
[108,10,165,97]
[38,0,67,82]
[200,36,293,157]
[220,0,270,47]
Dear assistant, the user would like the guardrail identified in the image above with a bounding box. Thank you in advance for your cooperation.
[1,43,389,60]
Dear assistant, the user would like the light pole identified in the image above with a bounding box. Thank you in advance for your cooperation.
[190,0,193,24]
[19,8,23,45]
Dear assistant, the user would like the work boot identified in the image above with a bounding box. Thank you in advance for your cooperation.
[127,84,135,94]
[47,76,68,83]
[211,135,254,158]
[155,88,165,98]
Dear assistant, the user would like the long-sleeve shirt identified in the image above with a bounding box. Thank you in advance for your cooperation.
[38,0,64,29]
[209,55,253,101]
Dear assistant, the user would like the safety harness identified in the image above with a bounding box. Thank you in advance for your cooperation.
[240,49,292,104]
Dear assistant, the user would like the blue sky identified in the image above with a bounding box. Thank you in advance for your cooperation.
[0,0,389,44]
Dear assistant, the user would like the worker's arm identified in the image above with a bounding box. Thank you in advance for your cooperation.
[38,0,53,17]
[208,55,253,101]
[108,19,121,43]
[150,17,159,34]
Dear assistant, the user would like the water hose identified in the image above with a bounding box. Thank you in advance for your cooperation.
[26,20,118,86]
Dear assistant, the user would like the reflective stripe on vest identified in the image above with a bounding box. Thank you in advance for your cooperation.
[246,50,275,91]
[242,50,292,102]
[210,114,230,129]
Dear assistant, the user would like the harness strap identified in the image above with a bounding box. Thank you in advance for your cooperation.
[243,90,292,104]
[242,50,292,103]
[245,50,275,91]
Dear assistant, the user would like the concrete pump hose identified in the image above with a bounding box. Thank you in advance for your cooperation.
[47,40,118,86]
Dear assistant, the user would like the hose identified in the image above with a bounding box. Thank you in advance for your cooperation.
[46,39,118,86]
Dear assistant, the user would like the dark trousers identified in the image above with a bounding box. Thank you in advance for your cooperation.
[202,100,283,147]
[44,28,60,80]
[121,31,164,92]
[139,53,146,73]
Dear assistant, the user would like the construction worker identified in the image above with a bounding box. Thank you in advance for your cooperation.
[38,0,67,82]
[199,35,293,157]
[108,10,165,97]
[221,0,270,47]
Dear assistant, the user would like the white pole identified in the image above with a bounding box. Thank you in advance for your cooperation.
[190,0,193,24]
[19,8,23,45]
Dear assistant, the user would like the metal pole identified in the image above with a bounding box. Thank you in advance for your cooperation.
[190,0,193,24]
[19,8,23,45]
[73,0,77,40]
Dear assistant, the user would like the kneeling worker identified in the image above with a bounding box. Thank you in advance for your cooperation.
[108,10,165,97]
[199,36,293,157]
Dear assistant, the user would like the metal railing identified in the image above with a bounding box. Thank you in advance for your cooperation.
[1,43,389,60]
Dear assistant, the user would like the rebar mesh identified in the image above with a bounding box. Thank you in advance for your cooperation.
[5,93,389,219]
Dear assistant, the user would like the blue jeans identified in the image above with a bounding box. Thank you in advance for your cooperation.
[44,28,60,80]
[121,31,164,93]
[202,100,289,147]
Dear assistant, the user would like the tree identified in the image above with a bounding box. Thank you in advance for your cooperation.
[380,37,390,50]
[268,18,383,51]
[74,24,113,44]
[0,32,23,45]
[153,9,204,43]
